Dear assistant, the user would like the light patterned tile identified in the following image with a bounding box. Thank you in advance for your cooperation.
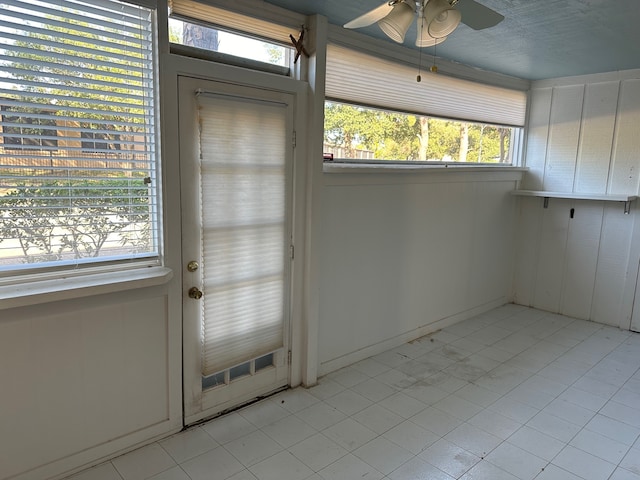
[388,457,455,480]
[295,401,346,431]
[506,426,565,461]
[534,464,584,480]
[585,414,640,446]
[159,427,218,463]
[620,447,640,476]
[201,412,257,445]
[67,463,123,480]
[444,423,502,457]
[378,392,426,418]
[410,406,464,437]
[352,437,414,475]
[459,460,519,480]
[610,468,640,480]
[224,430,283,467]
[349,377,397,402]
[288,433,348,471]
[248,451,313,480]
[147,466,190,480]
[418,439,480,479]
[383,420,439,454]
[322,418,377,451]
[467,409,521,440]
[324,389,372,416]
[238,400,289,428]
[181,446,244,480]
[261,415,317,448]
[271,388,319,414]
[552,446,616,480]
[485,442,546,480]
[432,395,483,421]
[352,404,404,434]
[112,444,176,480]
[317,454,384,480]
[570,429,629,464]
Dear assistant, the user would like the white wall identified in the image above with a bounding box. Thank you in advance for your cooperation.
[316,168,522,374]
[515,70,640,330]
[0,286,182,480]
[0,2,533,478]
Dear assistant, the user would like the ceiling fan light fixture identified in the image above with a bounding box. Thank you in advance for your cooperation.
[416,18,447,47]
[424,0,461,38]
[378,1,415,43]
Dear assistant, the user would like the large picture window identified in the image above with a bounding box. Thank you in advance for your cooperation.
[0,0,159,271]
[324,44,527,164]
[324,101,518,164]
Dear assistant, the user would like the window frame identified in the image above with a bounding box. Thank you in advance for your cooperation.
[0,0,163,283]
[323,42,528,169]
[323,99,524,166]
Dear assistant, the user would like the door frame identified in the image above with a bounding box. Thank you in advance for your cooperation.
[162,56,308,426]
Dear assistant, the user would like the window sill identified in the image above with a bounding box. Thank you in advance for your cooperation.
[323,162,527,174]
[0,266,173,311]
[323,163,526,186]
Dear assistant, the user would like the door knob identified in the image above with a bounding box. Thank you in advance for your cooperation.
[188,287,203,299]
[187,261,199,272]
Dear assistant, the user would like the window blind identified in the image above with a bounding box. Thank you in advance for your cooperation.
[0,0,159,270]
[169,0,298,45]
[326,44,527,127]
[197,92,287,376]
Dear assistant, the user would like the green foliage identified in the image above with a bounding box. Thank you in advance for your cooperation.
[264,44,284,65]
[4,8,149,140]
[324,102,512,162]
[0,179,151,263]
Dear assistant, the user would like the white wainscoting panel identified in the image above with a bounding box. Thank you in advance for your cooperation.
[0,295,172,480]
[318,173,518,372]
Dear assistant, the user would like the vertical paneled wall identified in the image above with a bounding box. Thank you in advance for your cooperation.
[515,71,640,330]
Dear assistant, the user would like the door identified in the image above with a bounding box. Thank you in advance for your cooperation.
[179,76,294,424]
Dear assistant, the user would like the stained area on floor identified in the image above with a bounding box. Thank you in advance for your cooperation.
[69,305,640,480]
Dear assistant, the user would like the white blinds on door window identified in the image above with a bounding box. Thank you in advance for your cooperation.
[197,93,287,376]
[326,44,527,127]
[0,0,158,270]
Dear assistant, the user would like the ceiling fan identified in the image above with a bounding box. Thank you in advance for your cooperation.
[344,0,504,47]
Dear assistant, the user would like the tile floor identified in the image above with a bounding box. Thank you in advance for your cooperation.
[69,304,640,480]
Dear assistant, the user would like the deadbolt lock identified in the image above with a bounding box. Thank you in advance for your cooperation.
[188,287,203,299]
[187,261,199,272]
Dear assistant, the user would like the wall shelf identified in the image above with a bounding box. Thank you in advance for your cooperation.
[511,190,637,214]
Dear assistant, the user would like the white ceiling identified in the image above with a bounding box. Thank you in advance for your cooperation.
[263,0,640,81]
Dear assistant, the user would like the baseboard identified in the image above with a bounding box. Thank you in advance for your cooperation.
[10,419,182,480]
[318,297,508,376]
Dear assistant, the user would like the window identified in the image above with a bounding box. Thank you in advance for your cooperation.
[0,106,59,150]
[80,126,109,153]
[168,0,296,71]
[169,18,290,68]
[325,44,527,164]
[324,101,517,163]
[0,0,159,272]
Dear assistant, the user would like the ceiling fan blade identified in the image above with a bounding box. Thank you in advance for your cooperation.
[344,1,395,29]
[456,0,504,30]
